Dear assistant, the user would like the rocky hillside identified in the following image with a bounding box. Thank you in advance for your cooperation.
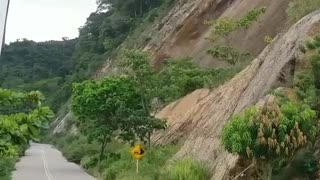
[152,9,320,180]
[143,0,290,67]
[51,0,320,179]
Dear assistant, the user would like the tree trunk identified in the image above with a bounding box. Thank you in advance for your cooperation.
[137,77,152,150]
[140,0,143,16]
[98,133,108,171]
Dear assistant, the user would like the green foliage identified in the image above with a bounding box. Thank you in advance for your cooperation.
[209,18,238,38]
[0,89,54,179]
[72,76,164,142]
[0,89,54,157]
[237,7,267,29]
[222,100,318,179]
[157,58,225,103]
[0,39,77,111]
[287,0,320,22]
[0,158,15,180]
[64,138,99,164]
[53,134,178,180]
[207,45,252,66]
[72,76,166,164]
[223,101,317,159]
[102,145,178,180]
[122,49,229,105]
[207,8,264,66]
[168,158,210,180]
[209,7,266,39]
[306,41,317,49]
[273,150,319,179]
[310,54,320,89]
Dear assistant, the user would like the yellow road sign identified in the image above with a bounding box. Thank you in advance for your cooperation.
[131,144,145,160]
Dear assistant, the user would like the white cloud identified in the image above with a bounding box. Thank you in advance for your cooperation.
[5,0,97,43]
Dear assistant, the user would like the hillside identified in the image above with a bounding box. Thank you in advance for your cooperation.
[152,10,320,179]
[5,0,320,180]
[0,39,77,110]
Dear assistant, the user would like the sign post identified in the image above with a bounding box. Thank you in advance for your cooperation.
[131,144,146,174]
[136,159,139,173]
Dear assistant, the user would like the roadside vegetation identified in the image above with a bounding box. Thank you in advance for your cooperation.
[287,0,320,22]
[222,33,320,180]
[3,0,320,179]
[0,89,54,179]
[49,5,269,180]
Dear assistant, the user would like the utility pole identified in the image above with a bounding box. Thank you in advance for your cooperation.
[0,0,10,55]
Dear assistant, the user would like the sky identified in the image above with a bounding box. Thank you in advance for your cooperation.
[5,0,97,43]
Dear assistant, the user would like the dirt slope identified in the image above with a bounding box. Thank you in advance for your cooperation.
[152,11,320,179]
[144,0,290,67]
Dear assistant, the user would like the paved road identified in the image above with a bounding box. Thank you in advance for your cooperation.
[13,143,95,180]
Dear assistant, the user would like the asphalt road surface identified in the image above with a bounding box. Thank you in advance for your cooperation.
[13,143,96,180]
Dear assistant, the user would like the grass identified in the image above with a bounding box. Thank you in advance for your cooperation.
[51,132,211,180]
[168,158,210,180]
[287,0,320,22]
[0,158,15,180]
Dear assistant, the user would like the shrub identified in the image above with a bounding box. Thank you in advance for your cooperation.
[102,145,178,180]
[287,0,320,22]
[168,158,210,180]
[62,136,100,164]
[306,41,316,50]
[310,54,320,89]
[0,158,15,180]
[222,99,318,180]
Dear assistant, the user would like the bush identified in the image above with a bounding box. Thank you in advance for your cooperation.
[310,54,320,89]
[102,145,178,180]
[168,158,210,180]
[287,0,320,22]
[81,155,99,170]
[222,98,318,179]
[306,41,317,49]
[0,158,15,180]
[62,136,100,164]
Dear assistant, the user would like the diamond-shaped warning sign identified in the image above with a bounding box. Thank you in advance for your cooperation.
[131,145,145,160]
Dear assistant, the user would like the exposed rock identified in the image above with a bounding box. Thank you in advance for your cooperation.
[152,11,320,179]
[53,112,76,135]
[144,0,290,68]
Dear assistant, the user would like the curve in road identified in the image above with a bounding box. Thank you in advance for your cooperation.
[13,143,95,180]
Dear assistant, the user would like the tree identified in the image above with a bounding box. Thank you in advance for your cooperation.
[0,39,77,111]
[0,89,54,157]
[207,7,266,66]
[207,45,251,66]
[71,77,165,166]
[121,49,166,149]
[222,99,318,180]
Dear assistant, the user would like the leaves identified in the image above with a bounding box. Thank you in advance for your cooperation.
[223,100,318,160]
[0,88,54,158]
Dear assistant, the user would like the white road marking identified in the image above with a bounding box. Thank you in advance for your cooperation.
[41,148,55,180]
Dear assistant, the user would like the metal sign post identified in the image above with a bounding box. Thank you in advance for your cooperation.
[131,144,146,174]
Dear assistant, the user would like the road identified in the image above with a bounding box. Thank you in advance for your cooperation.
[13,143,96,180]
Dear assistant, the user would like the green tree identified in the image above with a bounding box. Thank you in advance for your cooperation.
[222,100,318,180]
[207,7,266,66]
[0,88,54,179]
[72,77,165,166]
[0,39,77,110]
[121,49,167,149]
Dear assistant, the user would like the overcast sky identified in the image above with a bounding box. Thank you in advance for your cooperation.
[6,0,97,43]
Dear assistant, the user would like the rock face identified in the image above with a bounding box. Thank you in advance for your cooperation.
[144,0,290,67]
[152,11,320,179]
